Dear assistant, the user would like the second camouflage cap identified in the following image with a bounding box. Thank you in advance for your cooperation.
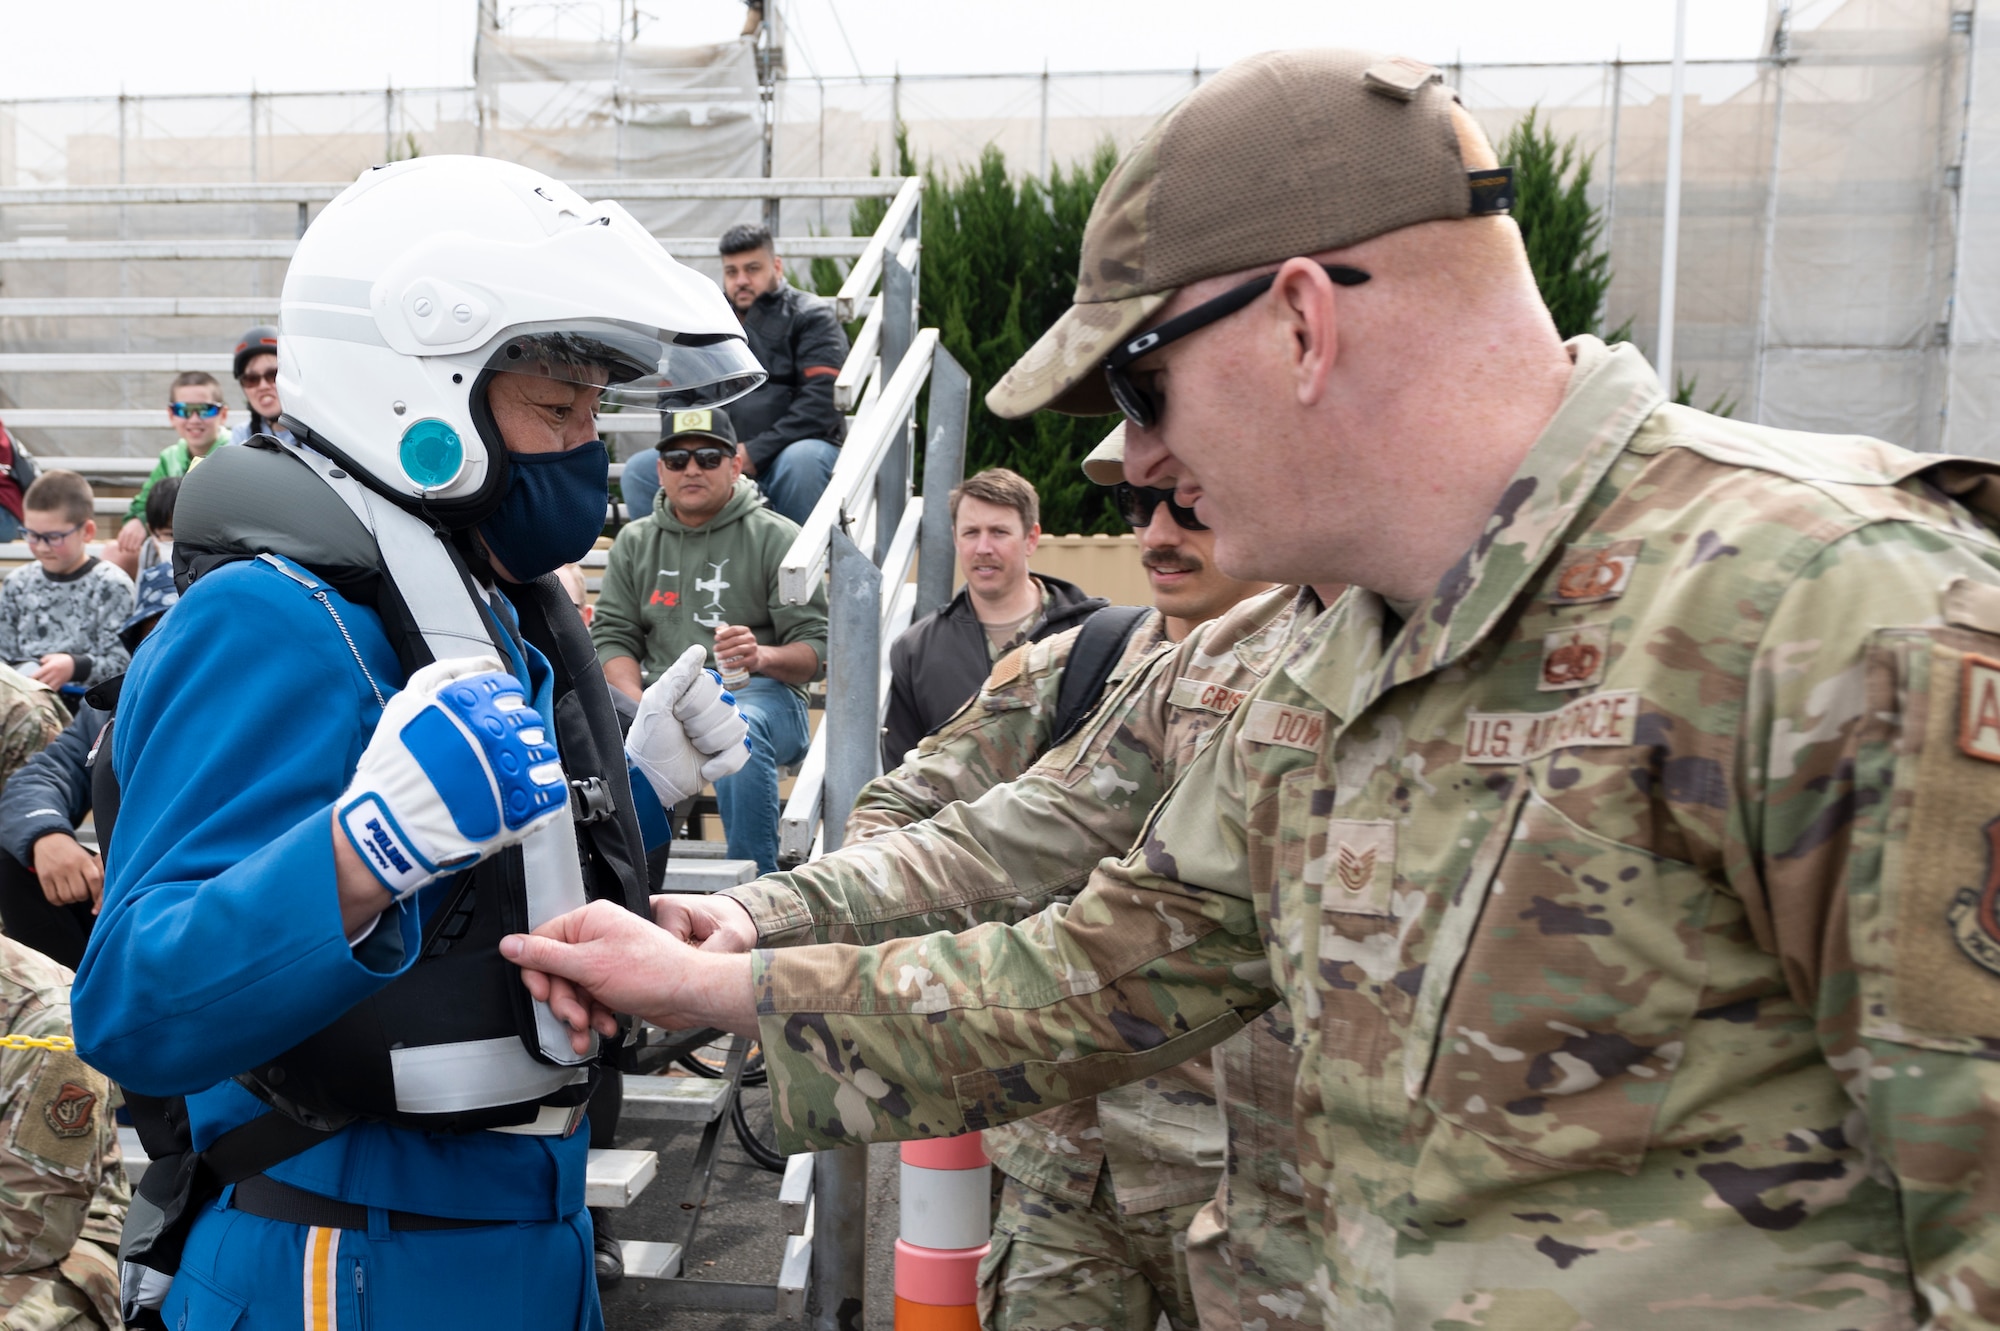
[1081,423,1125,486]
[988,48,1513,419]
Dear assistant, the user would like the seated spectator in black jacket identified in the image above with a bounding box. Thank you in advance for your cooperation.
[0,565,177,969]
[621,223,849,525]
[882,467,1105,766]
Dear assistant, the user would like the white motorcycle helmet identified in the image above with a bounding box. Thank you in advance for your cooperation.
[277,155,764,524]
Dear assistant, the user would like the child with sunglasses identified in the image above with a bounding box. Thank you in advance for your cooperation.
[108,370,232,580]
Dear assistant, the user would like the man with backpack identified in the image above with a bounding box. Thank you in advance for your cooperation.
[659,427,1315,1331]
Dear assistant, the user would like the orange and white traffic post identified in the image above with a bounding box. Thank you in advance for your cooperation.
[893,1133,990,1330]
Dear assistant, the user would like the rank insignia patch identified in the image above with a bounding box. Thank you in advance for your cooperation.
[1549,541,1641,605]
[42,1082,96,1139]
[1961,654,2000,763]
[1538,624,1611,692]
[1320,819,1396,917]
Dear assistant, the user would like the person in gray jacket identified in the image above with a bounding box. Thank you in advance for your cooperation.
[620,223,849,525]
[595,408,829,873]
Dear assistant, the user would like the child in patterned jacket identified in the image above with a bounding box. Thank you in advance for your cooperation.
[0,471,134,691]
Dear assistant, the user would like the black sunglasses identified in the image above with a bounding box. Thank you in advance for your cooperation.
[659,445,733,472]
[1112,482,1207,532]
[1102,262,1371,429]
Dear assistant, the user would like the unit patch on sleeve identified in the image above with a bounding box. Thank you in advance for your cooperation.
[1168,677,1247,716]
[1888,639,2000,1046]
[1547,540,1641,605]
[1538,624,1612,692]
[9,1051,105,1177]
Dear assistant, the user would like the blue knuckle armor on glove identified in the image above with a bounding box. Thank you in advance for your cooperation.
[339,657,569,899]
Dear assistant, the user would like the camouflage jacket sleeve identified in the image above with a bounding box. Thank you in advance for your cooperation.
[0,992,112,1281]
[1733,523,2000,1327]
[0,681,62,793]
[753,686,1282,1151]
[726,615,1169,946]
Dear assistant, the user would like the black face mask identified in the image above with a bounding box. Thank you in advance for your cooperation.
[475,441,609,582]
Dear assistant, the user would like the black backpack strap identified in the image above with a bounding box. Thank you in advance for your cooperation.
[1051,605,1154,746]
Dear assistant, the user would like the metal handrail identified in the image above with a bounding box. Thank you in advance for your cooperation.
[833,177,922,322]
[777,328,940,606]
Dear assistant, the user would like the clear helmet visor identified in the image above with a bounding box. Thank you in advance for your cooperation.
[483,320,767,413]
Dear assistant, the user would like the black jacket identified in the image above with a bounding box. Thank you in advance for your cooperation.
[0,701,103,863]
[882,574,1107,767]
[735,284,850,476]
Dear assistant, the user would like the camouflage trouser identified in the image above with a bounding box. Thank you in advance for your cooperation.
[977,1171,1206,1331]
[1182,1196,1318,1331]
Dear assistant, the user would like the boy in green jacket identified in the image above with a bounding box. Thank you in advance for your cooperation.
[593,408,827,873]
[111,370,230,578]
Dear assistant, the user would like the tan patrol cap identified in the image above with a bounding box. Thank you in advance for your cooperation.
[1081,423,1125,486]
[988,48,1512,419]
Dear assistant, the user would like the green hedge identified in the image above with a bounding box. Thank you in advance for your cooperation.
[809,134,1124,536]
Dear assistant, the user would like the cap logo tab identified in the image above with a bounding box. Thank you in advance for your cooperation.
[673,409,714,435]
[1363,57,1443,102]
[1468,167,1516,216]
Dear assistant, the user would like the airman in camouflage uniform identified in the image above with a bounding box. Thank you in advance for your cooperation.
[512,47,2000,1331]
[0,669,66,789]
[0,935,126,1330]
[701,428,1312,1331]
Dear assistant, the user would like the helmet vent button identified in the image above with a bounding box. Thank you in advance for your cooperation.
[412,297,434,318]
[453,304,473,323]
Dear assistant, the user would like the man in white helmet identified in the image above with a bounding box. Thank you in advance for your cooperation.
[70,156,758,1331]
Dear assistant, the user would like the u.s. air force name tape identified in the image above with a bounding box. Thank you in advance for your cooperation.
[1463,689,1640,765]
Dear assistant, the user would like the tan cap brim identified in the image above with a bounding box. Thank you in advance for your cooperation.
[1080,422,1125,485]
[984,290,1173,419]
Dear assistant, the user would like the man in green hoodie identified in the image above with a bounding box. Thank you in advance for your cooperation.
[593,407,828,873]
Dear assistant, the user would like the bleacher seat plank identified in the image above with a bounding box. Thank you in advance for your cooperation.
[585,1147,659,1208]
[621,1074,734,1124]
[660,860,758,893]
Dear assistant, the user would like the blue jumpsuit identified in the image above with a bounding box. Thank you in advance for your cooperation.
[74,554,665,1330]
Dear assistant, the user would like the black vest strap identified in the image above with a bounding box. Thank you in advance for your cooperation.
[1052,605,1154,745]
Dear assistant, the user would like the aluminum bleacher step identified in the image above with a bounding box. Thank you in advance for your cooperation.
[618,1239,684,1281]
[667,838,731,859]
[119,1128,659,1211]
[621,1074,733,1124]
[585,1148,658,1208]
[660,859,757,893]
[778,1152,814,1235]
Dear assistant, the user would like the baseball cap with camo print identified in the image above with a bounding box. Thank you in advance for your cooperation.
[987,48,1514,419]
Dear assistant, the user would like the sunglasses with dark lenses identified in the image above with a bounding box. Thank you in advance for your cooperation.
[659,446,733,472]
[1112,482,1208,532]
[169,401,224,420]
[1101,262,1372,429]
[238,368,279,388]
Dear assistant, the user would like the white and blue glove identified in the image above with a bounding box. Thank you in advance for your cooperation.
[338,656,569,900]
[627,644,753,808]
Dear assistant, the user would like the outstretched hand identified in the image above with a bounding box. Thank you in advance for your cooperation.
[501,901,759,1052]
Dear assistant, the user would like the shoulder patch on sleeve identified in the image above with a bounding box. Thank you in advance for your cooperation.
[9,1051,106,1179]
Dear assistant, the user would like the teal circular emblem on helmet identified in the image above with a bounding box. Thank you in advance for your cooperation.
[399,418,464,488]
